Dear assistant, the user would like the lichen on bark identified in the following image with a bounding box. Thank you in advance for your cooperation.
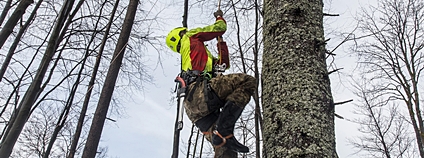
[262,0,336,157]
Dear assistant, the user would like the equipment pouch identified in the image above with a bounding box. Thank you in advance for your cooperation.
[216,41,230,68]
[184,80,224,123]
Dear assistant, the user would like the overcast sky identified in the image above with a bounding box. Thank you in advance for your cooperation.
[99,0,377,157]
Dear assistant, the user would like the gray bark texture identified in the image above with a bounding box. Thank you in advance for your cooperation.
[262,0,336,158]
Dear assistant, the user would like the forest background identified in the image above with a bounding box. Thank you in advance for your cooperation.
[2,0,420,157]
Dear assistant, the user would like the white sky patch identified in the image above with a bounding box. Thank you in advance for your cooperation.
[102,95,176,157]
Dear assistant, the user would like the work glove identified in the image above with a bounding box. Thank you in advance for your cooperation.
[216,36,223,42]
[214,9,223,18]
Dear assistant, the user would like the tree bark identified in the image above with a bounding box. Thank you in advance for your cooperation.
[262,0,336,157]
[81,0,139,157]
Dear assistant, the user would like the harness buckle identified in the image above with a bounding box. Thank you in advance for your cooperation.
[214,63,226,76]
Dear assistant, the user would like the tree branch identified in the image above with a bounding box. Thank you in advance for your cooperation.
[334,99,353,106]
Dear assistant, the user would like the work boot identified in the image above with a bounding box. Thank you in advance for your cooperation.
[212,101,249,153]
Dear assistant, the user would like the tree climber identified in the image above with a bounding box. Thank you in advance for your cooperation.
[166,10,256,154]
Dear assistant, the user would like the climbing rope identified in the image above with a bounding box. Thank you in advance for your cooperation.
[171,0,190,156]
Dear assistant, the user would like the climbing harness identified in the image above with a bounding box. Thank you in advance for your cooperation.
[182,70,211,102]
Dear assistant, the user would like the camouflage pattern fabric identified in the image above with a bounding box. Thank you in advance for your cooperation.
[184,73,256,122]
[210,73,256,107]
[183,73,256,157]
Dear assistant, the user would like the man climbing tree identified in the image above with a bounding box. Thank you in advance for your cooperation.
[262,0,337,157]
[166,9,256,157]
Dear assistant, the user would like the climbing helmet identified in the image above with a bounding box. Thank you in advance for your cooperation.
[166,27,187,53]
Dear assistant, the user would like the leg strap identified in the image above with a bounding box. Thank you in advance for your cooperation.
[213,130,233,148]
[202,131,212,135]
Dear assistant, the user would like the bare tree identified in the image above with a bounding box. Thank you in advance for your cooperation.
[0,0,34,49]
[0,0,43,83]
[0,0,158,156]
[43,14,90,157]
[350,0,424,157]
[252,0,263,157]
[82,0,139,157]
[0,0,76,156]
[67,0,120,157]
[14,107,55,158]
[348,80,415,158]
[223,0,265,157]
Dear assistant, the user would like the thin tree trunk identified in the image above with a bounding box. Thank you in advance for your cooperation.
[28,0,84,115]
[262,0,336,157]
[412,74,424,157]
[43,48,89,158]
[182,0,188,27]
[365,99,391,158]
[0,0,33,49]
[0,6,53,141]
[406,101,424,157]
[67,0,118,157]
[0,0,13,29]
[253,0,262,157]
[0,0,43,83]
[186,125,195,158]
[0,25,51,141]
[0,0,74,156]
[230,0,246,73]
[82,0,139,157]
[43,0,97,153]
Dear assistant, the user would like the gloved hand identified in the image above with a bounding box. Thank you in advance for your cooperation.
[216,36,223,42]
[214,9,223,18]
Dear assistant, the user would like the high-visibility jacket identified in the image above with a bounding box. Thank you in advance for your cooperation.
[180,17,227,72]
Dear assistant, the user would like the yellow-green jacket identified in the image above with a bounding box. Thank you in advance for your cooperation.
[180,17,226,72]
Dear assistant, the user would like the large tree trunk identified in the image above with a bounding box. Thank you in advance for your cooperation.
[81,0,138,157]
[0,0,74,157]
[262,0,336,157]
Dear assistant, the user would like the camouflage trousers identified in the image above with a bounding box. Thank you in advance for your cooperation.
[183,73,256,123]
[183,73,256,158]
